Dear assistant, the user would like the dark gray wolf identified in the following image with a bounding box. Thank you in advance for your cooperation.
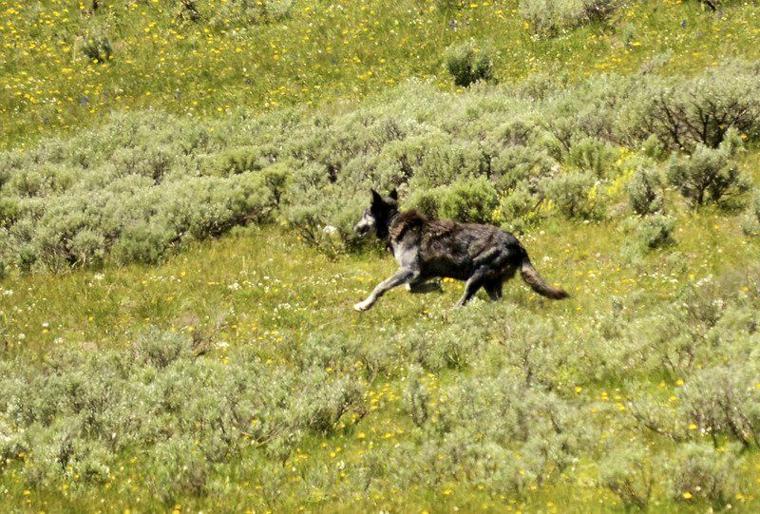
[353,189,568,311]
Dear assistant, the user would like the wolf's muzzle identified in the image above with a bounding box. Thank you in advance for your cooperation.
[354,223,370,237]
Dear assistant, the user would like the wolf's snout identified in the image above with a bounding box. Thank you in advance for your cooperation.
[354,222,369,236]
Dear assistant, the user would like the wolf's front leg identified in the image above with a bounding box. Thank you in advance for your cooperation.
[354,268,417,311]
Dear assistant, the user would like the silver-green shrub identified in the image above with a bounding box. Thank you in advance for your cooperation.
[667,129,750,208]
[520,0,621,37]
[668,443,743,508]
[284,187,367,256]
[444,39,496,87]
[397,368,593,496]
[0,328,369,492]
[545,74,633,150]
[147,437,210,505]
[2,61,758,270]
[208,0,294,28]
[436,177,498,224]
[741,193,760,236]
[566,136,617,178]
[627,164,663,215]
[403,365,430,428]
[496,183,544,234]
[617,61,760,151]
[405,188,441,218]
[599,443,655,510]
[680,364,760,448]
[543,171,606,220]
[622,214,676,257]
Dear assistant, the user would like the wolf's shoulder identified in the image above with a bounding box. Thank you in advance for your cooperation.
[389,210,428,241]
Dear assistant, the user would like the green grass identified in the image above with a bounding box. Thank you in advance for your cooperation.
[1,213,755,358]
[3,0,760,512]
[2,216,759,512]
[2,0,760,149]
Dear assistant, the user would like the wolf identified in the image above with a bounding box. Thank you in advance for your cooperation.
[353,189,568,311]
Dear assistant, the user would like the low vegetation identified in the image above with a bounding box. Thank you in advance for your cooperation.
[1,61,759,271]
[1,0,760,512]
[0,224,758,511]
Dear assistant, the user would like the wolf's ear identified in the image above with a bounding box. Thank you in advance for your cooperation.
[371,189,383,204]
[389,189,398,201]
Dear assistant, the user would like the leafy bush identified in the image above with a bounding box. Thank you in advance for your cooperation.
[599,443,655,510]
[667,129,750,208]
[444,39,495,87]
[405,188,441,218]
[490,144,558,192]
[148,437,210,505]
[80,34,112,63]
[209,0,294,28]
[627,165,664,215]
[0,328,369,493]
[635,214,676,250]
[403,322,486,371]
[436,177,498,223]
[543,171,605,220]
[669,443,742,508]
[621,214,676,260]
[202,146,270,176]
[566,137,617,178]
[640,134,667,160]
[111,221,176,265]
[617,62,760,151]
[520,0,620,36]
[403,366,430,427]
[495,183,545,233]
[0,146,279,270]
[132,328,194,368]
[378,132,488,190]
[284,188,367,256]
[679,364,760,448]
[543,73,633,150]
[741,193,760,236]
[2,63,758,270]
[302,373,364,434]
[396,368,593,496]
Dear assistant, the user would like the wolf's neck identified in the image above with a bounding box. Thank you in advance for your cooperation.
[375,209,399,241]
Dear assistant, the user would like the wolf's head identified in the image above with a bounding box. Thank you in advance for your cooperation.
[355,189,399,239]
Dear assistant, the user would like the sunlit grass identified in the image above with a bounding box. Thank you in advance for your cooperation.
[2,0,760,149]
[1,213,758,511]
[2,0,760,511]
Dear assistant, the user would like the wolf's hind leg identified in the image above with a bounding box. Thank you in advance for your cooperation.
[354,268,419,311]
[484,280,503,301]
[456,269,487,307]
[485,265,517,300]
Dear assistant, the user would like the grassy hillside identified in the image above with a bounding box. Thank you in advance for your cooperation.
[1,223,758,513]
[2,0,760,148]
[2,0,760,513]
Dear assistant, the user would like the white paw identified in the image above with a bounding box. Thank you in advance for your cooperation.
[354,300,372,312]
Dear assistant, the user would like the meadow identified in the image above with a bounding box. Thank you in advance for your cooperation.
[1,0,760,512]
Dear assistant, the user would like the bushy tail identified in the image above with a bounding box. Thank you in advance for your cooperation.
[520,254,569,300]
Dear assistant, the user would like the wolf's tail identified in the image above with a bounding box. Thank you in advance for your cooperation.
[519,252,569,300]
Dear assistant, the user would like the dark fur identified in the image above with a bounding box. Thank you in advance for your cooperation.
[353,190,568,311]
